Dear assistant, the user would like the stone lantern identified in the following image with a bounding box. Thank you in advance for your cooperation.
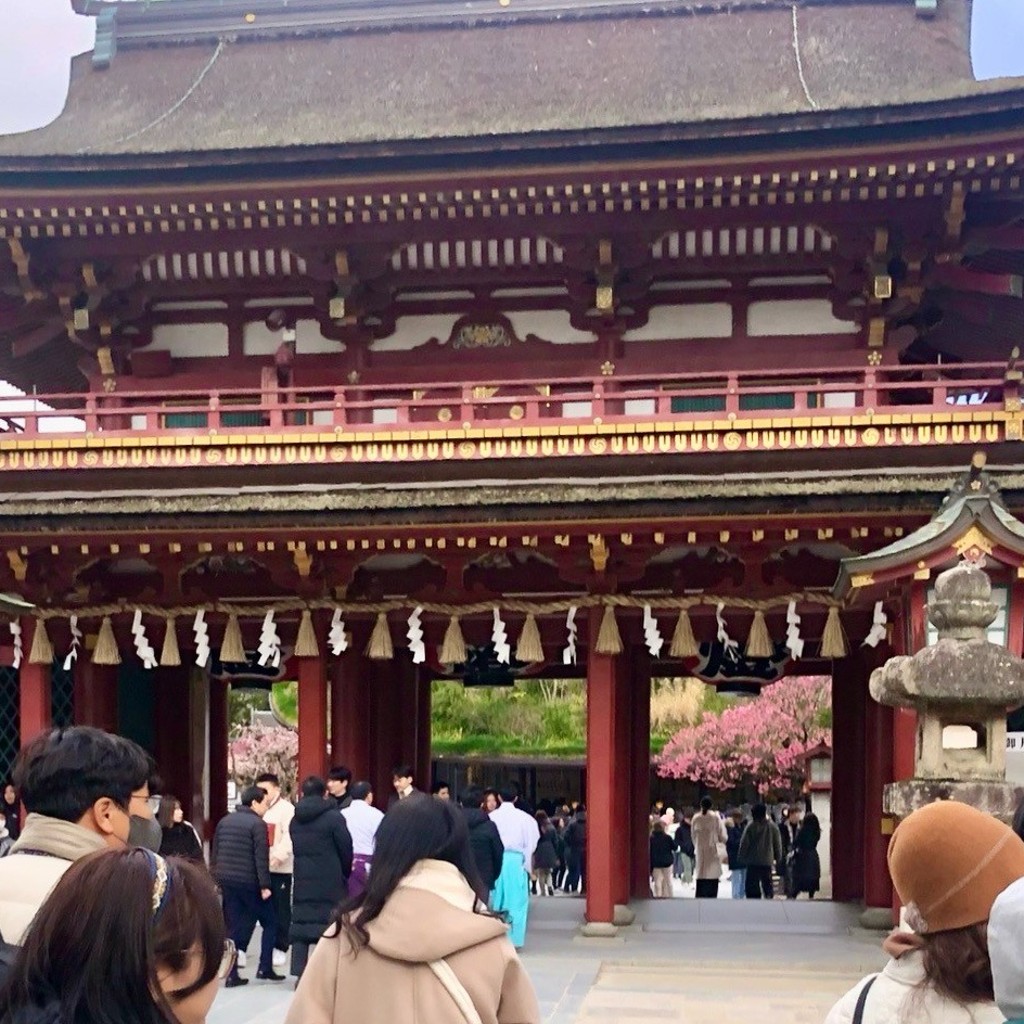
[870,560,1024,820]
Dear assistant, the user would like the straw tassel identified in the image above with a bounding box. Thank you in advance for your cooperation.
[160,617,181,667]
[92,616,121,665]
[294,609,320,658]
[219,613,246,663]
[669,609,699,658]
[366,612,394,660]
[745,610,774,659]
[595,605,623,655]
[515,613,544,664]
[820,606,849,659]
[28,618,53,665]
[440,616,467,665]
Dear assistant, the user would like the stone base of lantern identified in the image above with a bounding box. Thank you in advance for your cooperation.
[884,779,1021,823]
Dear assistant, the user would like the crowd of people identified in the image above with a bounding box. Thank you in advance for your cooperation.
[649,798,822,900]
[9,728,1024,1024]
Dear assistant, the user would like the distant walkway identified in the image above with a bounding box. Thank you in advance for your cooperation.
[210,898,885,1024]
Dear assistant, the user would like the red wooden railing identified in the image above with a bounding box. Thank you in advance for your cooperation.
[0,362,1009,439]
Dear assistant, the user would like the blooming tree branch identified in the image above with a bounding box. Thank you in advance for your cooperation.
[656,675,831,794]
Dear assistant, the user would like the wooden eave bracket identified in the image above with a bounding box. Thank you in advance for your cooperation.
[915,0,938,16]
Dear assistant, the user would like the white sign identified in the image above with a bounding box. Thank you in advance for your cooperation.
[1007,733,1024,752]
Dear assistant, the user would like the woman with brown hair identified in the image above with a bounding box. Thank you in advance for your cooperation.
[825,801,1024,1024]
[157,796,204,863]
[0,847,231,1024]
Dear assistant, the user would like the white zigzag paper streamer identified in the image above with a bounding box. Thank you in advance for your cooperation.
[63,614,82,671]
[642,604,664,658]
[257,610,281,668]
[131,610,158,670]
[863,601,887,648]
[328,608,349,656]
[407,607,426,665]
[9,621,22,670]
[562,606,578,666]
[193,609,211,668]
[492,607,511,665]
[786,600,805,660]
[716,602,739,661]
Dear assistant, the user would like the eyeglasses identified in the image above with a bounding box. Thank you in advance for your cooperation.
[218,940,237,981]
[131,794,162,815]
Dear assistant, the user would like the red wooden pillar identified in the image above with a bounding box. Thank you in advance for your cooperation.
[611,652,631,907]
[630,653,653,900]
[297,654,329,783]
[830,656,866,902]
[584,607,618,929]
[330,655,371,781]
[19,620,51,743]
[208,677,229,834]
[863,644,895,913]
[416,670,433,792]
[73,662,119,733]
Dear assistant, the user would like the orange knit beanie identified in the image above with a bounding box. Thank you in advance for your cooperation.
[888,800,1024,934]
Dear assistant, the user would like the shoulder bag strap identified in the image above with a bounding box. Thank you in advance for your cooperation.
[852,975,878,1024]
[428,958,484,1024]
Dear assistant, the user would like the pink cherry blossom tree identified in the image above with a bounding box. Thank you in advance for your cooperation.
[657,675,831,794]
[229,723,299,796]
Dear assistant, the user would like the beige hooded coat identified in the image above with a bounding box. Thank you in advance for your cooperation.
[284,859,540,1024]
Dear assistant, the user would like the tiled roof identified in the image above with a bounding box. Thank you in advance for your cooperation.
[0,0,1011,164]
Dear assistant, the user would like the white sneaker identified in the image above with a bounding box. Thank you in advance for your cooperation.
[272,950,287,968]
[236,952,247,969]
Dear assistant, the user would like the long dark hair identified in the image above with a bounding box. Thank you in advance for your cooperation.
[328,797,489,952]
[0,848,225,1024]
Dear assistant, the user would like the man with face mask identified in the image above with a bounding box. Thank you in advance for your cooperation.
[0,726,156,944]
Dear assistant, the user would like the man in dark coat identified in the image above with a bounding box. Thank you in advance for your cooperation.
[458,785,504,893]
[326,765,353,811]
[563,806,587,894]
[289,776,353,979]
[212,785,282,986]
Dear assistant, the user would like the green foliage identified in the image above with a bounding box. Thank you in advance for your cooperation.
[431,679,587,757]
[271,682,297,726]
[229,688,270,730]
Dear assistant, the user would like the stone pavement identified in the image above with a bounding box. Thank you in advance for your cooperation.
[210,897,886,1024]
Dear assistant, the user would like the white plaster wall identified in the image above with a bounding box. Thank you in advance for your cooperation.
[622,303,733,341]
[747,299,859,336]
[811,791,833,882]
[243,319,341,355]
[151,322,229,358]
[505,310,594,345]
[370,315,461,352]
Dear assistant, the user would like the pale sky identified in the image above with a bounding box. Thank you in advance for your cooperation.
[0,0,1021,137]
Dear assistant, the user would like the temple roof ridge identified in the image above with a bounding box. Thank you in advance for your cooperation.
[79,0,929,51]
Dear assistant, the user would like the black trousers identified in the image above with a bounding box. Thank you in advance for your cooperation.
[221,883,277,975]
[290,940,311,979]
[270,873,292,952]
[694,878,719,899]
[745,865,774,900]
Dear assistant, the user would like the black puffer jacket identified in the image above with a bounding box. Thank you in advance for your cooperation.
[534,825,559,870]
[289,797,353,943]
[462,808,504,892]
[211,807,270,890]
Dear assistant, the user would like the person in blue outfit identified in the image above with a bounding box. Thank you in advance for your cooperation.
[488,788,538,948]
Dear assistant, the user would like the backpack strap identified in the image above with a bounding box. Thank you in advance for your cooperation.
[852,975,878,1024]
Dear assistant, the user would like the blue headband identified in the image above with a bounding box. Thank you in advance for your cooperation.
[139,848,172,919]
